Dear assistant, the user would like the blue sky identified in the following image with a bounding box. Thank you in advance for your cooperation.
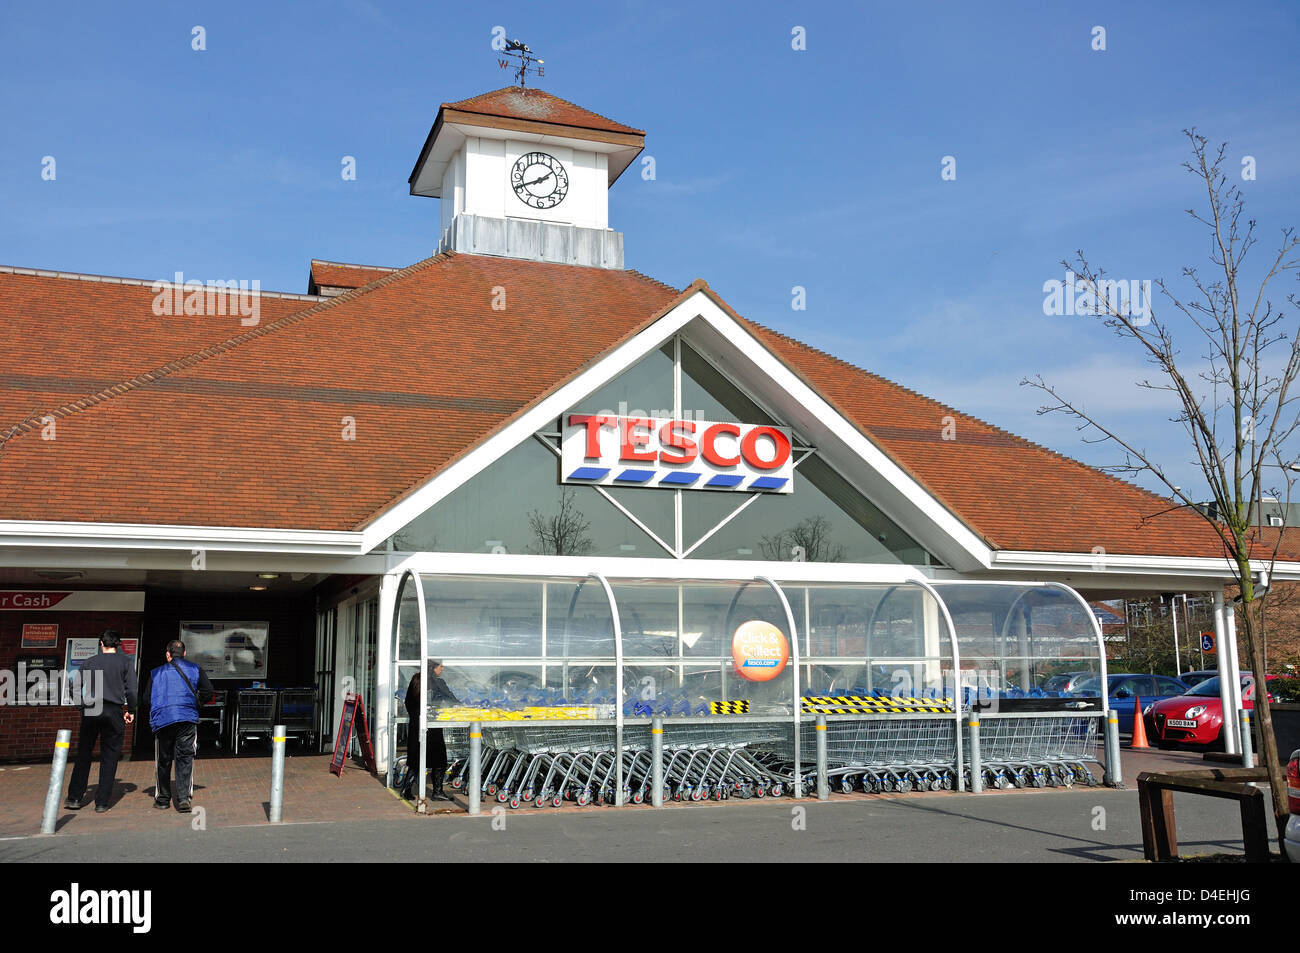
[2,0,1297,501]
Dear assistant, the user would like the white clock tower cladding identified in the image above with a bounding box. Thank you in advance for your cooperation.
[451,139,608,229]
[408,87,645,269]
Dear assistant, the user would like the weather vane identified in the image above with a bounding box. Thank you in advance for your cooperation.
[498,38,544,87]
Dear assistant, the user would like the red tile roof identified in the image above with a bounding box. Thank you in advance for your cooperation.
[443,87,643,136]
[0,255,677,530]
[741,317,1228,558]
[308,260,398,294]
[0,255,1243,561]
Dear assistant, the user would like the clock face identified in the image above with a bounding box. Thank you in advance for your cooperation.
[511,151,569,210]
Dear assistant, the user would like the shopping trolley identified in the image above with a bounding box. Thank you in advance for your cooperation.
[232,689,278,754]
[277,688,317,750]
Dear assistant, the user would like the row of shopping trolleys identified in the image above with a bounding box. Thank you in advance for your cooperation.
[452,739,793,808]
[435,726,1101,810]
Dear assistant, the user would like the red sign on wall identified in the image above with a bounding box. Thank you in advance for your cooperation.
[0,592,71,610]
[20,623,59,649]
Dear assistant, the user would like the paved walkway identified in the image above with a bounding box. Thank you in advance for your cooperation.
[0,751,413,837]
[0,741,1249,841]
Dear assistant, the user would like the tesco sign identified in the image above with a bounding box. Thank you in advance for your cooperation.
[562,414,795,493]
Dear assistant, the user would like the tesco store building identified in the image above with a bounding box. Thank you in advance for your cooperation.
[0,85,1286,799]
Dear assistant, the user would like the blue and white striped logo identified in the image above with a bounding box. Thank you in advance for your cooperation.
[562,414,794,494]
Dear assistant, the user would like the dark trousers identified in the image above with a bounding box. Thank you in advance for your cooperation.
[405,727,447,790]
[155,721,198,805]
[67,709,126,808]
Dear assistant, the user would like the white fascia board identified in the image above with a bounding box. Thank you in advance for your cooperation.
[687,307,994,571]
[359,297,702,550]
[991,549,1300,581]
[0,520,364,555]
[451,122,631,156]
[389,550,934,585]
[0,547,386,576]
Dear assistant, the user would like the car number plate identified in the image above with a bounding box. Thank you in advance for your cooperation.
[1166,719,1198,728]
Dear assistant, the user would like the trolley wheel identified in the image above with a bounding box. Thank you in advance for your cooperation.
[841,779,855,795]
[451,778,463,789]
[552,797,563,808]
[509,797,521,810]
[770,783,783,798]
[496,791,509,803]
[522,790,533,801]
[576,792,591,807]
[486,783,498,797]
[632,791,644,804]
[754,785,766,798]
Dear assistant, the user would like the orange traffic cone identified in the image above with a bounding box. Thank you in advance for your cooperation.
[1129,696,1150,749]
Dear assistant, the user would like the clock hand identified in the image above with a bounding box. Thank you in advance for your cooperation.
[522,171,554,187]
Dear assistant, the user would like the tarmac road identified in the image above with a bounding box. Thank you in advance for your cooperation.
[0,784,1254,864]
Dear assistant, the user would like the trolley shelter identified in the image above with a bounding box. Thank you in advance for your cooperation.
[391,571,1114,807]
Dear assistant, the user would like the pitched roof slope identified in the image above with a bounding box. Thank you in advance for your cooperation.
[308,260,398,294]
[741,320,1227,558]
[0,256,1238,560]
[444,87,643,135]
[0,255,678,530]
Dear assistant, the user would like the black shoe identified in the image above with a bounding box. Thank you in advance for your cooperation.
[94,804,109,814]
[63,797,82,811]
[153,800,170,810]
[177,800,192,813]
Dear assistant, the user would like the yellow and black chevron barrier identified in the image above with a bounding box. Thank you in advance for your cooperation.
[433,706,605,721]
[800,695,954,714]
[709,700,750,715]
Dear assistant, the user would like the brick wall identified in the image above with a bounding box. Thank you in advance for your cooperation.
[0,611,143,762]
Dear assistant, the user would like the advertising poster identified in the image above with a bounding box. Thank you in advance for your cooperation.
[20,623,58,649]
[180,621,270,680]
[61,638,102,705]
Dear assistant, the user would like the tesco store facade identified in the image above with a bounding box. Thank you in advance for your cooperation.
[0,85,1288,789]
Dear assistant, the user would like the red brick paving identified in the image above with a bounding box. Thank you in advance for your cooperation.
[0,752,429,837]
[0,742,1217,839]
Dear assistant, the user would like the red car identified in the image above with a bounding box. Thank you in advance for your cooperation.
[1144,673,1276,749]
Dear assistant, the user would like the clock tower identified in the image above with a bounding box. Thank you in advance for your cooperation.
[408,86,644,269]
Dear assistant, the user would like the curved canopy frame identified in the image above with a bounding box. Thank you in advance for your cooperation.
[388,571,1102,803]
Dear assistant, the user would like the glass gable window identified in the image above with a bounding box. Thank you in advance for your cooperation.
[386,334,934,565]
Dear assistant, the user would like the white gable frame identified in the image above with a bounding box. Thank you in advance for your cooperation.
[359,288,996,570]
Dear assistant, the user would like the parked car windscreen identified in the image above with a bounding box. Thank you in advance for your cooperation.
[1187,675,1253,697]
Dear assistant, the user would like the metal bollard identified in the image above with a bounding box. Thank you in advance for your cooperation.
[815,715,829,801]
[41,729,72,835]
[651,717,664,808]
[269,725,285,823]
[1239,710,1254,768]
[1104,712,1124,788]
[967,713,982,794]
[468,721,482,817]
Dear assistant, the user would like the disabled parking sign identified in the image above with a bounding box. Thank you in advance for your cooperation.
[1201,632,1215,653]
[731,620,789,682]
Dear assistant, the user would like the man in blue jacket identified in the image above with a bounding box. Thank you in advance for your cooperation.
[143,639,214,813]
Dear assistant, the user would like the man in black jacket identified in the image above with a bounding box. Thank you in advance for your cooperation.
[65,630,138,813]
[401,659,459,801]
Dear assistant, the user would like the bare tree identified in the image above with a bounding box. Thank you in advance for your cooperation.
[760,514,846,563]
[1024,130,1300,847]
[527,488,594,556]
